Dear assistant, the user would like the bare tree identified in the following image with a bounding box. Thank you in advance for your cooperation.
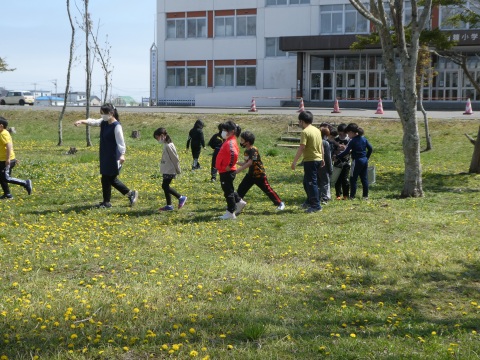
[76,0,93,146]
[349,0,433,197]
[57,0,76,146]
[468,126,480,173]
[90,25,113,103]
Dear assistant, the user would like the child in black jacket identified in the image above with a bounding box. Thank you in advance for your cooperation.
[207,123,224,181]
[186,119,205,170]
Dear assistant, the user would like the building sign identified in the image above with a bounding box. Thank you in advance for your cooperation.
[150,43,158,105]
[447,30,480,45]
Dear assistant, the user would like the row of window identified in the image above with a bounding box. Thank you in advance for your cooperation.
[166,2,480,39]
[167,66,256,87]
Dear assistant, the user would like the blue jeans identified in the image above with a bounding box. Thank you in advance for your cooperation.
[303,161,321,210]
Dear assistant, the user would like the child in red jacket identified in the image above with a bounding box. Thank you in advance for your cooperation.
[215,120,242,220]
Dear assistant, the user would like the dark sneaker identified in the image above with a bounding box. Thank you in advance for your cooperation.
[305,207,322,213]
[95,202,112,208]
[25,179,33,195]
[0,194,13,200]
[128,190,138,206]
[158,205,174,212]
[178,196,187,209]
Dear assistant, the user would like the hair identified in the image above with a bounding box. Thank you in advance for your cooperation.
[298,110,313,124]
[217,123,223,132]
[194,119,204,129]
[320,122,334,133]
[153,127,172,143]
[337,123,347,133]
[0,116,8,129]
[240,131,255,145]
[330,129,338,137]
[320,127,330,138]
[100,103,120,121]
[345,123,365,136]
[221,120,241,137]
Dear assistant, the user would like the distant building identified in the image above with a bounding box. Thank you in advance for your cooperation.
[34,96,65,107]
[113,96,139,107]
[31,90,51,98]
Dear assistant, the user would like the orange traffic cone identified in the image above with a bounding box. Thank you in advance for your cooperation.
[332,99,341,113]
[297,98,305,113]
[248,97,257,112]
[463,98,473,115]
[375,97,384,114]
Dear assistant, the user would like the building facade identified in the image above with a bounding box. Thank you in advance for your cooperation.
[154,0,480,107]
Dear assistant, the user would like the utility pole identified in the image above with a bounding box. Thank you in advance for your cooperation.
[52,79,58,97]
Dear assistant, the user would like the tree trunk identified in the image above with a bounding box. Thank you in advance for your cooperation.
[84,0,92,147]
[469,125,480,173]
[58,0,75,146]
[401,110,424,197]
[418,75,432,151]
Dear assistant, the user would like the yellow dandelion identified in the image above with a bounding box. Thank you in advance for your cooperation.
[190,350,199,357]
[350,333,356,338]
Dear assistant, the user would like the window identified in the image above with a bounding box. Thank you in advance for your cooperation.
[344,5,368,33]
[167,68,185,86]
[320,4,369,34]
[266,0,309,5]
[168,67,206,87]
[237,15,256,36]
[187,18,207,38]
[167,19,185,39]
[215,16,235,37]
[167,16,207,39]
[215,67,235,86]
[215,14,256,37]
[187,68,206,86]
[320,5,343,34]
[440,5,467,29]
[236,67,256,86]
[266,37,287,57]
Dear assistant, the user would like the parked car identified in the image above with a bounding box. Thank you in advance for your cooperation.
[0,91,35,106]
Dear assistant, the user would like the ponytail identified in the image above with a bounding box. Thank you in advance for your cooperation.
[153,127,172,143]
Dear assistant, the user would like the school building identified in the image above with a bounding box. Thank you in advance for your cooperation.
[152,0,480,108]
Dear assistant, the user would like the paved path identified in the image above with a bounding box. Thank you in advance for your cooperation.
[3,104,480,120]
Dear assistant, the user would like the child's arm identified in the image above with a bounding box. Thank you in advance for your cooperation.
[291,145,305,170]
[235,159,253,174]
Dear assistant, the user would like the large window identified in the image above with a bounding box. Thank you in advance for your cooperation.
[237,15,256,36]
[320,4,369,34]
[187,18,207,38]
[215,67,235,86]
[214,66,256,86]
[236,67,256,86]
[266,0,309,5]
[167,16,207,38]
[215,14,256,37]
[265,37,287,57]
[167,67,206,87]
[167,19,186,39]
[215,17,235,37]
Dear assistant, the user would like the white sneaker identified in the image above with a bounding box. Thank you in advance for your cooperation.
[235,199,247,215]
[276,202,285,211]
[219,211,236,220]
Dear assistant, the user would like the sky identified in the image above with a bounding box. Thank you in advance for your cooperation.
[0,0,156,102]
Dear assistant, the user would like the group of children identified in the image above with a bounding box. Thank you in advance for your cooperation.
[2,106,372,220]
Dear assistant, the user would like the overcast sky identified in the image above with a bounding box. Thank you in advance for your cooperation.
[0,0,156,102]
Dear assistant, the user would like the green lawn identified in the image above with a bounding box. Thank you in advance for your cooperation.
[0,109,479,360]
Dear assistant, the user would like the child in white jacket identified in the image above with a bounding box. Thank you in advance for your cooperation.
[153,127,187,211]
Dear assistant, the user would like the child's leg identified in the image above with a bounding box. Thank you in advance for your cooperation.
[162,176,180,205]
[219,171,236,213]
[237,175,255,200]
[256,176,282,206]
[101,175,113,203]
[111,176,130,196]
[349,160,361,199]
[211,149,219,180]
[340,164,350,198]
[358,159,369,198]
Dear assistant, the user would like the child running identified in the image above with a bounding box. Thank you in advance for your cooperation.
[235,131,285,212]
[215,120,242,220]
[186,119,205,170]
[153,127,187,211]
[335,123,373,200]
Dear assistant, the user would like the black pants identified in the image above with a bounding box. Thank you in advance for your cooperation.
[237,174,282,206]
[162,175,181,205]
[335,164,350,198]
[219,171,240,213]
[1,160,27,195]
[101,174,129,203]
[211,148,220,179]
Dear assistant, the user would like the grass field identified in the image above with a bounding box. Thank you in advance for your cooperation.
[0,108,479,360]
